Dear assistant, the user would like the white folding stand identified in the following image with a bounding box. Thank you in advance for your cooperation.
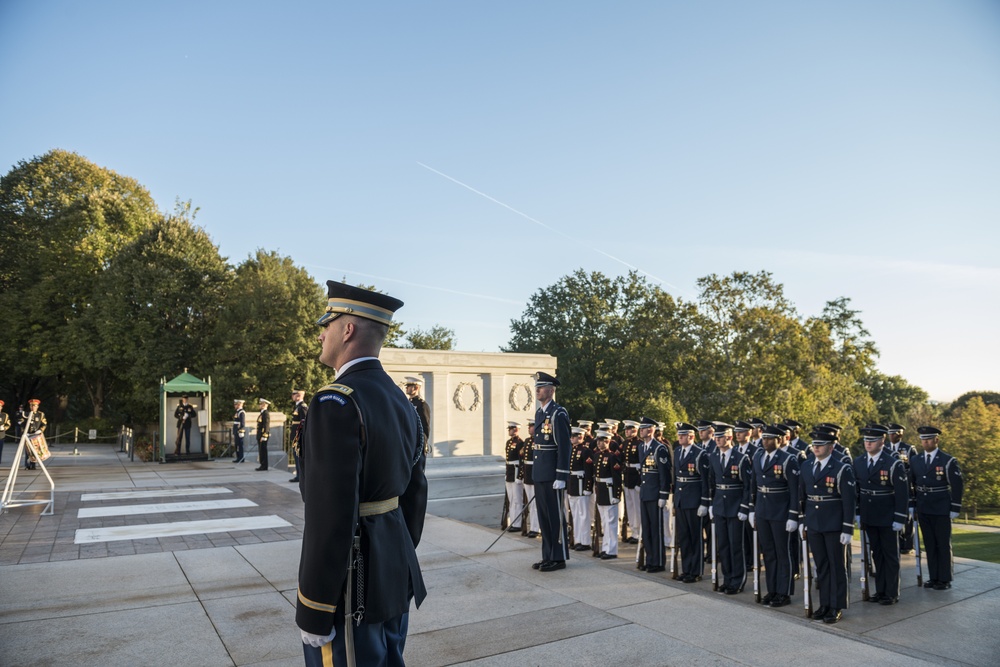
[1,414,55,516]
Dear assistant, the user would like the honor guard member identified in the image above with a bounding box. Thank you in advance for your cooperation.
[606,419,624,453]
[816,423,853,464]
[910,426,963,590]
[577,421,595,448]
[504,422,526,532]
[773,422,791,449]
[232,400,247,463]
[709,423,752,594]
[20,399,47,469]
[289,389,308,483]
[532,372,572,572]
[296,280,427,667]
[674,421,711,582]
[886,423,916,552]
[779,420,803,580]
[799,430,857,624]
[173,396,196,455]
[695,420,716,453]
[621,420,642,544]
[255,399,271,471]
[784,420,807,455]
[0,401,10,466]
[748,418,766,448]
[522,422,539,538]
[854,425,909,605]
[568,427,595,551]
[734,420,758,571]
[638,417,671,572]
[593,430,623,559]
[404,376,431,448]
[749,424,801,607]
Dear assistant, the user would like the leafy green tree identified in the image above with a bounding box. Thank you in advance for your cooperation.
[0,150,159,415]
[942,397,1000,517]
[208,250,329,421]
[863,372,930,424]
[403,325,456,350]
[944,390,1000,418]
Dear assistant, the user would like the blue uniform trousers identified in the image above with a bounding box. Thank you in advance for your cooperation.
[535,483,569,563]
[865,524,901,598]
[758,519,794,596]
[918,513,953,583]
[639,501,664,567]
[303,612,408,667]
[808,530,848,610]
[714,515,747,591]
[675,507,703,577]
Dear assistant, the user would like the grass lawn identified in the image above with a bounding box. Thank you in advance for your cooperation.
[951,528,1000,564]
[955,510,1000,528]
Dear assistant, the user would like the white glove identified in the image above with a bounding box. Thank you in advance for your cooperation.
[301,628,336,647]
[749,512,755,528]
[798,524,805,539]
[908,507,914,519]
[657,499,666,508]
[785,520,798,533]
[583,490,592,496]
[708,506,715,520]
[697,505,708,517]
[839,532,852,546]
[610,498,619,505]
[552,480,566,490]
[737,512,747,522]
[892,522,904,532]
[950,511,959,519]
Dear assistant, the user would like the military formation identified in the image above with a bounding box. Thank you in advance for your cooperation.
[501,373,964,625]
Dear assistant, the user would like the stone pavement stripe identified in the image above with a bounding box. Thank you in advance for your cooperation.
[78,498,258,518]
[80,487,233,501]
[74,515,292,544]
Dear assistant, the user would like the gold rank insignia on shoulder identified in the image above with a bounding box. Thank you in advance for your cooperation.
[320,383,354,395]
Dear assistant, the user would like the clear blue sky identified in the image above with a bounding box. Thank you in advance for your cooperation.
[2,1,998,402]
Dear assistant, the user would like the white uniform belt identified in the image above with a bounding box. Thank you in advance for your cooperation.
[571,471,584,477]
[598,477,613,483]
[629,464,641,469]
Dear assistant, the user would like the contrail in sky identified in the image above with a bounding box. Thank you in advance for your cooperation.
[303,263,523,305]
[417,161,682,293]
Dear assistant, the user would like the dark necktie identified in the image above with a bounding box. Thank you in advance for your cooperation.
[868,457,874,472]
[814,462,820,478]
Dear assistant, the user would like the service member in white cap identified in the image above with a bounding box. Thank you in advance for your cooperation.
[621,420,642,544]
[232,400,247,463]
[255,399,271,471]
[594,430,623,559]
[568,427,594,551]
[504,421,526,532]
[404,376,431,445]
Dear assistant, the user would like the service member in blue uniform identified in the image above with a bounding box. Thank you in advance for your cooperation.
[886,423,916,552]
[254,399,271,471]
[784,419,807,456]
[637,417,671,572]
[232,399,246,463]
[296,281,427,667]
[708,423,752,594]
[593,430,623,559]
[568,427,595,551]
[853,425,909,604]
[749,424,800,607]
[734,420,758,572]
[909,425,963,590]
[673,421,710,582]
[532,372,572,572]
[799,430,856,624]
[504,421,526,532]
[289,389,308,483]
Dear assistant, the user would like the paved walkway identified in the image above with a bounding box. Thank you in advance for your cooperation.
[1,442,997,666]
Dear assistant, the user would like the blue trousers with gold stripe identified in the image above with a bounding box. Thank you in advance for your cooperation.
[302,613,408,667]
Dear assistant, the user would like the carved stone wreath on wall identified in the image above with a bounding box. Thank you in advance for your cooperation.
[453,382,481,412]
[508,383,533,412]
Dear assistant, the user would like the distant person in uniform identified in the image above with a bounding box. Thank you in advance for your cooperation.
[531,371,572,572]
[233,399,247,463]
[504,421,526,532]
[909,426,963,590]
[255,399,271,471]
[296,281,426,667]
[886,423,916,553]
[20,398,47,469]
[404,376,430,449]
[289,389,308,483]
[0,400,10,466]
[173,396,196,454]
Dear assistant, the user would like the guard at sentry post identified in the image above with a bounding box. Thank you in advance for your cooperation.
[637,417,671,573]
[674,421,711,582]
[909,425,963,591]
[531,371,572,572]
[749,424,800,608]
[404,376,430,448]
[296,281,427,667]
[799,429,856,624]
[289,389,308,483]
[853,425,909,605]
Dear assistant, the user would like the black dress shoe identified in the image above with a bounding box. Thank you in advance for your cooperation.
[289,477,299,483]
[600,553,618,560]
[761,593,775,605]
[532,560,550,570]
[646,565,665,573]
[923,580,938,588]
[725,587,740,595]
[932,581,951,590]
[527,531,539,538]
[507,526,521,533]
[637,564,647,571]
[254,466,267,471]
[811,606,830,619]
[879,597,899,605]
[539,560,566,572]
[823,609,843,624]
[770,595,791,608]
[627,537,639,544]
[867,593,885,603]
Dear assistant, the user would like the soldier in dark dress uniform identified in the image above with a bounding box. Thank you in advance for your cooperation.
[784,420,808,456]
[232,399,246,463]
[854,425,909,604]
[289,389,308,482]
[404,376,431,449]
[255,399,271,471]
[675,421,711,582]
[886,423,916,552]
[532,371,572,572]
[297,281,427,667]
[621,420,642,544]
[522,422,539,538]
[799,430,856,624]
[749,425,800,608]
[708,423,752,594]
[568,428,595,551]
[173,396,196,454]
[734,420,758,571]
[909,426,963,590]
[20,399,47,469]
[593,430,623,559]
[638,417,671,573]
[504,421,526,532]
[695,419,716,561]
[0,401,10,466]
